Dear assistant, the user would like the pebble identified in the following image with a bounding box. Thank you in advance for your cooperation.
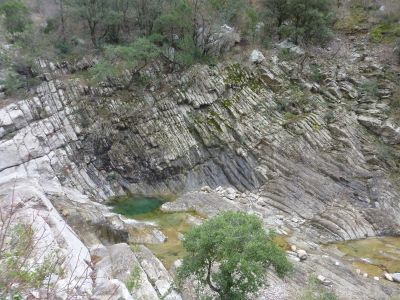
[317,275,332,286]
[384,273,393,282]
[291,245,297,252]
[200,186,212,193]
[363,273,368,278]
[373,276,379,281]
[296,249,307,261]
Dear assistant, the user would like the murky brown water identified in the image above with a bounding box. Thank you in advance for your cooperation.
[329,237,400,276]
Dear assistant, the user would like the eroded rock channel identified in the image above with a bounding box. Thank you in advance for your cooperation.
[1,35,400,299]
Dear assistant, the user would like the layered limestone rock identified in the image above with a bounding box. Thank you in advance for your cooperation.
[73,51,400,243]
[0,179,93,299]
[0,61,179,298]
[1,35,400,298]
[161,189,400,299]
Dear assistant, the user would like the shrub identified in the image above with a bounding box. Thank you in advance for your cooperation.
[299,275,338,300]
[263,0,335,45]
[360,79,379,96]
[55,40,72,55]
[177,211,292,300]
[278,48,297,61]
[0,72,24,96]
[310,64,323,83]
[0,0,31,34]
[370,23,400,43]
[126,265,141,291]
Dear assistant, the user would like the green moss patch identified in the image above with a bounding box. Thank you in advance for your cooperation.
[334,8,369,33]
[370,23,400,43]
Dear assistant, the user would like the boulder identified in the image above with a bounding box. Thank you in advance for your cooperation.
[91,243,159,300]
[201,185,213,193]
[276,40,305,56]
[297,249,308,261]
[135,245,182,300]
[225,187,237,200]
[379,120,400,144]
[250,50,265,64]
[199,24,240,56]
[391,273,400,283]
[317,275,332,286]
[384,272,393,282]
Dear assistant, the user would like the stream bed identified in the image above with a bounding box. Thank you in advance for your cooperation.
[327,237,400,276]
[109,195,202,268]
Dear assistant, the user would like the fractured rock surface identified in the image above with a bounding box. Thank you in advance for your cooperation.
[1,39,400,298]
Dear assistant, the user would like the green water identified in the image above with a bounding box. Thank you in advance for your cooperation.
[109,195,201,268]
[328,237,400,276]
[110,195,165,216]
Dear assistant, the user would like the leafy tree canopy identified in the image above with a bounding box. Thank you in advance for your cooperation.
[177,211,292,300]
[89,36,161,87]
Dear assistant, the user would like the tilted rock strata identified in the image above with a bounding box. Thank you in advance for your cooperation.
[0,42,400,298]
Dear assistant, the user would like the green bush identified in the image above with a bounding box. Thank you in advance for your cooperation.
[0,224,62,298]
[55,40,72,55]
[310,64,323,82]
[0,72,24,96]
[360,79,379,96]
[370,23,400,43]
[177,211,292,300]
[264,0,335,45]
[0,0,31,34]
[278,48,297,61]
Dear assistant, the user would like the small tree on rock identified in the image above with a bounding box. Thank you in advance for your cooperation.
[263,0,335,45]
[89,36,162,88]
[177,211,292,300]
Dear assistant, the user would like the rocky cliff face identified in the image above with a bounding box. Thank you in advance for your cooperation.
[1,35,400,298]
[76,45,400,243]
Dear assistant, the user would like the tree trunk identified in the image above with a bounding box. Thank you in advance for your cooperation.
[206,259,220,295]
[88,21,98,48]
[59,0,66,42]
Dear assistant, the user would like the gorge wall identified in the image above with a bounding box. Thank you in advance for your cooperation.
[1,36,400,298]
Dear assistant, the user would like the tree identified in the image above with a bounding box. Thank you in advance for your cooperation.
[208,0,247,25]
[177,211,292,300]
[261,0,290,39]
[262,0,290,28]
[285,0,334,45]
[396,38,400,64]
[263,0,334,45]
[134,0,163,35]
[154,0,194,46]
[89,36,162,88]
[66,0,132,47]
[66,0,108,47]
[0,0,31,34]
